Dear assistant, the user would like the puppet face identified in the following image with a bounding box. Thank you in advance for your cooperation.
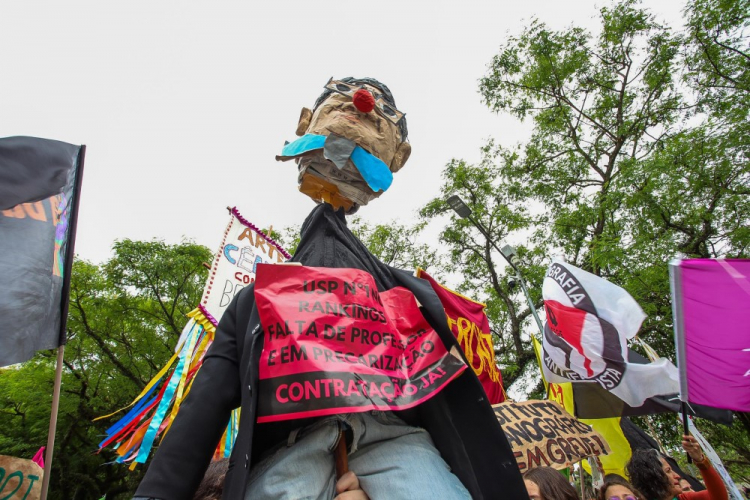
[283,78,412,213]
[299,82,410,172]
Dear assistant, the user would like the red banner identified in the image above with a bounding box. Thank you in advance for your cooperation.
[417,269,505,404]
[254,264,467,422]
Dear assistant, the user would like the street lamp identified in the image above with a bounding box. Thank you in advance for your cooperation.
[446,195,545,337]
[446,195,472,219]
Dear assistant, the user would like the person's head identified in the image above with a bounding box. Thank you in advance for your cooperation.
[626,449,681,500]
[679,478,694,493]
[298,77,410,172]
[193,458,229,500]
[524,466,580,500]
[597,475,644,500]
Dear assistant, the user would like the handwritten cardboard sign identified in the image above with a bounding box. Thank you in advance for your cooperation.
[492,400,610,473]
[0,455,43,500]
[254,264,467,422]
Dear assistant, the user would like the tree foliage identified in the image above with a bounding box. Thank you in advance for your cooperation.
[422,0,749,480]
[420,150,546,388]
[0,240,210,500]
[684,0,750,124]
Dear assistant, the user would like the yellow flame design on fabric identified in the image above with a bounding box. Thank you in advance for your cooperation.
[447,315,502,383]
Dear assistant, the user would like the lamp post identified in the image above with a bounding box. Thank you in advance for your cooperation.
[446,195,545,337]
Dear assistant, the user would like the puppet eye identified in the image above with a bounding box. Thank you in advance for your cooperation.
[326,79,358,97]
[335,83,354,93]
[380,104,397,116]
[375,101,404,124]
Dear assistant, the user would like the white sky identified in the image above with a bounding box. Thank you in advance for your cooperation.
[0,0,687,264]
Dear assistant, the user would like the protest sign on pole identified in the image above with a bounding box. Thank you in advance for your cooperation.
[491,400,610,474]
[172,208,290,353]
[195,207,290,328]
[254,264,468,422]
[0,455,44,500]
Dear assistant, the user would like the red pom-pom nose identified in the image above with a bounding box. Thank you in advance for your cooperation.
[352,88,376,113]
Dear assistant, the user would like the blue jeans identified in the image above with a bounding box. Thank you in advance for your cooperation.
[245,411,471,500]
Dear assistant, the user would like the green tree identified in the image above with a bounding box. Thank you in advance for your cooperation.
[479,0,683,275]
[671,0,750,477]
[0,240,210,500]
[422,0,749,480]
[348,217,442,273]
[423,0,685,388]
[420,150,545,389]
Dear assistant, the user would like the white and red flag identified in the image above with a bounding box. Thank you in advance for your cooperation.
[541,259,679,407]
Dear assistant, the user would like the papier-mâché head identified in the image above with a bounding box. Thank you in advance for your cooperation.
[277,77,411,213]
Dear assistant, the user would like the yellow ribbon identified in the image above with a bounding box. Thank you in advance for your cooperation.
[93,351,179,422]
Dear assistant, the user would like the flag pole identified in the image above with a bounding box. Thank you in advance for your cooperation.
[41,345,65,500]
[681,402,692,464]
[40,146,86,500]
[668,260,691,464]
[579,461,585,499]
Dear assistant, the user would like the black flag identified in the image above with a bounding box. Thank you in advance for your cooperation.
[0,136,85,366]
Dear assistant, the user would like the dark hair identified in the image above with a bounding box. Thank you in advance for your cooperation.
[314,76,409,140]
[193,458,229,500]
[626,449,673,500]
[597,474,645,500]
[524,467,580,500]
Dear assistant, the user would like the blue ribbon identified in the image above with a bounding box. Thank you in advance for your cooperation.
[100,388,159,448]
[134,355,186,463]
[134,322,199,463]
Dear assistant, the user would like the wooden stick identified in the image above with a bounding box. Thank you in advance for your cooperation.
[334,429,349,480]
[40,345,65,500]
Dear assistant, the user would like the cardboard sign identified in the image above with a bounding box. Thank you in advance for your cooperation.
[0,455,43,500]
[492,400,610,473]
[254,264,467,422]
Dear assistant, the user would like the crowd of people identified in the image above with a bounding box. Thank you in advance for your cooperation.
[521,435,728,500]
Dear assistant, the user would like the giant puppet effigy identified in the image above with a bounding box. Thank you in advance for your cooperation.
[132,78,527,500]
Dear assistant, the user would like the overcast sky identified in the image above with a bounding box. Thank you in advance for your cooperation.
[1,0,687,264]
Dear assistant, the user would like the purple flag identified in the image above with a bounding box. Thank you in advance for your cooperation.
[670,259,750,412]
